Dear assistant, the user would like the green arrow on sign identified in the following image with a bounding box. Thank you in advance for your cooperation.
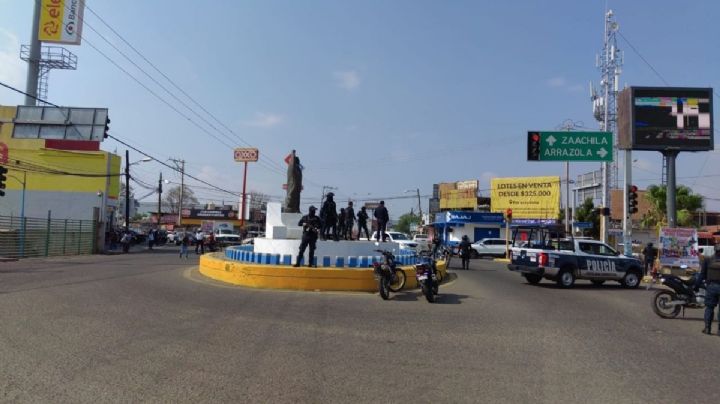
[527,131,613,162]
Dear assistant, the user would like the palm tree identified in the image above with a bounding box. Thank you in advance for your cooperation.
[641,184,703,228]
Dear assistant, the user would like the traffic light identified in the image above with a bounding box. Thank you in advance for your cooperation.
[602,207,610,216]
[506,208,513,221]
[527,132,541,161]
[628,185,638,214]
[0,165,7,197]
[103,117,111,139]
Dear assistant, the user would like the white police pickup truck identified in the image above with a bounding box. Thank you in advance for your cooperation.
[507,225,644,288]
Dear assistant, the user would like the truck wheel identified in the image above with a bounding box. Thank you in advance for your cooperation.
[556,268,575,288]
[524,274,542,285]
[591,280,605,286]
[621,269,641,289]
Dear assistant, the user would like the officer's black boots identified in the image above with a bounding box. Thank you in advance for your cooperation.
[293,258,301,268]
[702,322,712,335]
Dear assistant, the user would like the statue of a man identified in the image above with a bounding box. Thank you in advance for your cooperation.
[284,150,302,213]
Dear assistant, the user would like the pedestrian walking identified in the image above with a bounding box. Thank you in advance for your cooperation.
[195,229,205,254]
[642,242,656,276]
[345,201,356,240]
[320,192,338,241]
[698,249,720,335]
[374,201,389,242]
[120,231,131,253]
[357,206,370,240]
[458,235,472,270]
[338,208,346,240]
[294,206,322,267]
[180,233,190,259]
[148,228,156,250]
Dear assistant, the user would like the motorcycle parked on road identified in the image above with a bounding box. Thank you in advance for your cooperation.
[373,249,407,300]
[652,272,706,318]
[415,251,439,303]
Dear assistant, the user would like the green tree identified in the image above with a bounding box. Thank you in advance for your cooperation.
[395,212,420,234]
[641,184,703,228]
[574,198,600,239]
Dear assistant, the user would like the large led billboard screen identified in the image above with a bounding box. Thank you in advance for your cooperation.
[618,87,713,151]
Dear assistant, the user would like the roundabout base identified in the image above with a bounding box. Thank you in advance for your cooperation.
[199,253,447,292]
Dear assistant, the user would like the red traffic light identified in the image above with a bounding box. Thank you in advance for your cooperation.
[630,185,638,193]
[506,208,513,217]
[532,134,539,142]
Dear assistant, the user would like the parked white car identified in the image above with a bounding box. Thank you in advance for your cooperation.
[471,238,508,258]
[368,231,419,251]
[412,234,432,251]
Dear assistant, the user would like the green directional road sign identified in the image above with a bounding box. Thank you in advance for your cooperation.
[527,131,613,162]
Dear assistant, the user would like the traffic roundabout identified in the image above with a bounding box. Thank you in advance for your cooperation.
[199,245,448,292]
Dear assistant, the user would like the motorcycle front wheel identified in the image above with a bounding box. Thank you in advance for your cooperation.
[379,277,390,300]
[652,290,681,319]
[388,269,406,292]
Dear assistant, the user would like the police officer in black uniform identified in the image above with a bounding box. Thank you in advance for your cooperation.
[294,205,322,267]
[338,208,346,240]
[345,201,356,240]
[320,192,338,241]
[357,206,370,240]
[374,201,389,242]
[698,250,720,335]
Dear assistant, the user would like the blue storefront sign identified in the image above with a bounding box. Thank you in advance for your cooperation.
[439,211,505,225]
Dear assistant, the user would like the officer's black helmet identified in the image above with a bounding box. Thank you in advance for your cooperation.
[309,205,317,212]
[326,192,334,198]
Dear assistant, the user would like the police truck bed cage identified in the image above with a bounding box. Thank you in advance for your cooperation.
[510,223,574,252]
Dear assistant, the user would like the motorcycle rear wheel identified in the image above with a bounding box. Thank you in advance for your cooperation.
[388,269,406,292]
[423,282,435,303]
[379,277,390,300]
[652,290,681,319]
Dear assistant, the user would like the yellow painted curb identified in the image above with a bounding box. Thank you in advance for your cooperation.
[199,254,448,292]
[493,258,510,263]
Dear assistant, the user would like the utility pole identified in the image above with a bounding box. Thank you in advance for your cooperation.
[170,159,185,227]
[157,172,163,228]
[415,188,423,225]
[23,0,41,106]
[125,150,130,231]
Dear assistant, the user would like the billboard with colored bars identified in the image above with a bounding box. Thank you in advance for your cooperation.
[38,0,85,44]
[490,176,560,219]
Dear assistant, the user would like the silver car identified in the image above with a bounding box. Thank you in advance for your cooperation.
[470,238,508,258]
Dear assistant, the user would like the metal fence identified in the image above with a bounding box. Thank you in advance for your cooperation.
[0,215,96,259]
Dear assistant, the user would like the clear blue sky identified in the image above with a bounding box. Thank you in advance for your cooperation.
[1,0,719,217]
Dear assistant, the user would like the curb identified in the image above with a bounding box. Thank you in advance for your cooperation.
[199,254,448,292]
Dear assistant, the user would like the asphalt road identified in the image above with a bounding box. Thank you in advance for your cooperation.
[1,248,719,403]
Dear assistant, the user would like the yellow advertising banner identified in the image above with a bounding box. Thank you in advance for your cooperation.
[39,0,85,44]
[490,176,560,219]
[439,180,478,210]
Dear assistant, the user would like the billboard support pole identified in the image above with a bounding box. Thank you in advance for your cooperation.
[664,150,679,228]
[622,150,633,255]
[240,161,248,228]
[24,0,41,106]
[564,161,570,234]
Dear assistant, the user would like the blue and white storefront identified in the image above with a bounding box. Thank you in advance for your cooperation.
[433,211,506,246]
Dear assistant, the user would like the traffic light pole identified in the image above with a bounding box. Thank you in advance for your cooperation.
[622,149,632,256]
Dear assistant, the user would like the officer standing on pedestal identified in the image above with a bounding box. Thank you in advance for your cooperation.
[345,201,356,240]
[294,206,322,267]
[320,192,338,241]
[357,206,370,240]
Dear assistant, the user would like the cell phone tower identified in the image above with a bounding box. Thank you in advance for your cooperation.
[590,9,623,242]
